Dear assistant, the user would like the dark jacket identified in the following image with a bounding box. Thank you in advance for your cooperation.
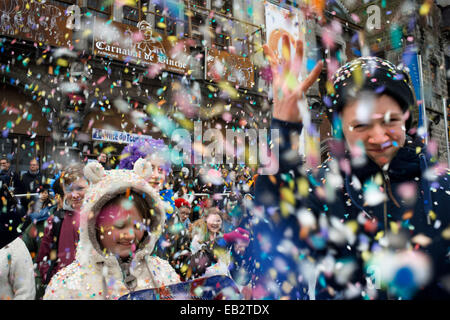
[253,119,450,300]
[154,210,192,281]
[22,204,56,299]
[0,183,26,250]
[19,170,44,194]
[0,168,21,192]
[227,242,256,287]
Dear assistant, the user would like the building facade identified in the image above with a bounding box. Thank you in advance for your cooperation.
[0,0,270,173]
[348,0,450,163]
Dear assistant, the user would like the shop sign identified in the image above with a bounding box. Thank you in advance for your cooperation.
[92,128,156,145]
[0,0,73,47]
[93,18,188,74]
[206,48,254,89]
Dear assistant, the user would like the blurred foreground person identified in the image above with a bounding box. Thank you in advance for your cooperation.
[253,37,449,300]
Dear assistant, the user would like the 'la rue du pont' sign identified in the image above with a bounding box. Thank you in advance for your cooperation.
[93,18,189,74]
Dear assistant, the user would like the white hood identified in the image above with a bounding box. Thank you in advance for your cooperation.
[77,159,166,266]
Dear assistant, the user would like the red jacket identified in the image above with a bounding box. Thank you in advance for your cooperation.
[36,209,80,284]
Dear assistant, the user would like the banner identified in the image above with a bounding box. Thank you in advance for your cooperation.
[92,128,156,145]
[93,18,189,74]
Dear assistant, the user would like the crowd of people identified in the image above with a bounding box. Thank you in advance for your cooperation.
[0,149,257,300]
[1,44,449,300]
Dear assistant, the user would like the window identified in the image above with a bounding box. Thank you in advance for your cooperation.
[210,18,230,50]
[48,0,76,8]
[123,3,140,26]
[189,10,231,49]
[189,12,205,40]
[211,0,232,14]
[152,0,184,36]
[87,0,112,19]
[0,135,44,175]
[190,0,207,8]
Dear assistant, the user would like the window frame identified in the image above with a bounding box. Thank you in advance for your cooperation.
[86,0,113,19]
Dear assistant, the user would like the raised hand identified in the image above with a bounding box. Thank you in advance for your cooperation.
[263,34,323,123]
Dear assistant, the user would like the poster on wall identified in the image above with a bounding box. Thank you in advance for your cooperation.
[264,1,310,158]
[264,1,305,61]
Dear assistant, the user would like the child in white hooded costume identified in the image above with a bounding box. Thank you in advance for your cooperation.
[43,159,180,300]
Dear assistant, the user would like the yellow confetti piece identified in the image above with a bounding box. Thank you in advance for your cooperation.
[157,22,166,29]
[375,230,384,241]
[297,177,309,197]
[361,250,372,262]
[416,146,422,154]
[428,210,436,221]
[326,80,335,95]
[180,264,188,273]
[345,220,358,234]
[218,81,238,99]
[122,0,139,6]
[352,63,363,88]
[177,118,194,130]
[102,146,117,155]
[167,35,178,43]
[390,221,399,234]
[419,2,431,15]
[57,58,69,67]
[442,226,450,240]
[374,173,383,186]
[288,179,295,190]
[281,187,295,205]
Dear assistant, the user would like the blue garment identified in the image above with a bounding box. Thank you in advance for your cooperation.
[252,119,450,300]
[160,189,175,220]
[183,218,191,229]
[29,205,54,223]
